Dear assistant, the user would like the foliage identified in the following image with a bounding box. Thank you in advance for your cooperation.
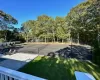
[0,10,18,30]
[92,40,100,66]
[0,29,25,42]
[21,15,69,42]
[0,38,5,42]
[0,10,18,42]
[65,0,100,65]
[66,0,100,44]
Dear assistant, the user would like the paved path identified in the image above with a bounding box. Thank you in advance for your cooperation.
[39,44,67,55]
[0,53,38,70]
[18,44,68,55]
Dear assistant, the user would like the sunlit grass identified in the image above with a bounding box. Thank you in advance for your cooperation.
[19,56,100,80]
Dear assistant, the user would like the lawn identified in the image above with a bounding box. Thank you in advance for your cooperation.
[19,56,100,80]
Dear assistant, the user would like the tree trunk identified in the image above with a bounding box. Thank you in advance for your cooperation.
[97,29,100,44]
[69,30,71,43]
[53,33,55,42]
[57,37,58,42]
[4,32,7,41]
[52,39,53,43]
[45,36,46,43]
[26,34,28,42]
[53,37,55,42]
[47,38,48,42]
[62,39,63,43]
[77,33,79,44]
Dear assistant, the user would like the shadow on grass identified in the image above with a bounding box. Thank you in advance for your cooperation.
[19,56,100,80]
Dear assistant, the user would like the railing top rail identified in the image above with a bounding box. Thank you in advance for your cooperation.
[0,66,45,80]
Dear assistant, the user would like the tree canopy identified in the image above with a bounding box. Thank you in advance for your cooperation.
[65,0,100,65]
[0,10,18,30]
[0,10,20,42]
[21,15,69,42]
[66,0,100,44]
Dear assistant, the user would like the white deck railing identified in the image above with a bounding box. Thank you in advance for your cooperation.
[0,66,45,80]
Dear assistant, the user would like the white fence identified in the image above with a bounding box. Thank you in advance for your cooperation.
[0,66,45,80]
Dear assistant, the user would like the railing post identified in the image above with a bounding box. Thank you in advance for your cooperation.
[4,75,8,80]
[1,74,4,80]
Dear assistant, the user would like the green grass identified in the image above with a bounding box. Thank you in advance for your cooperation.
[19,56,100,80]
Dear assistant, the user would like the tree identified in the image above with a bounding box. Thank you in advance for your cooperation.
[66,0,100,44]
[55,17,68,42]
[0,10,18,41]
[21,21,31,42]
[21,15,69,43]
[0,10,17,29]
[66,0,100,65]
[37,15,53,42]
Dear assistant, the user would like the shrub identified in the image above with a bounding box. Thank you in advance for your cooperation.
[0,38,5,42]
[92,40,100,66]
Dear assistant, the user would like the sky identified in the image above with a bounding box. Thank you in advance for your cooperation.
[0,0,84,28]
